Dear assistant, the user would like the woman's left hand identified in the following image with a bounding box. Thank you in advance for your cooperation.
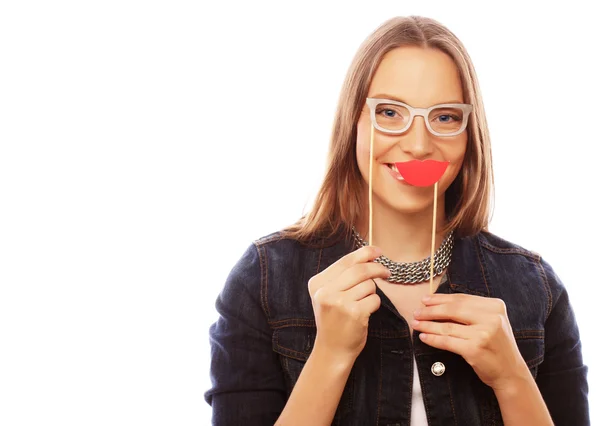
[412,293,531,391]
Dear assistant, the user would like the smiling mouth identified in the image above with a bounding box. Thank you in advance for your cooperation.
[394,160,450,187]
[385,163,400,173]
[384,163,405,181]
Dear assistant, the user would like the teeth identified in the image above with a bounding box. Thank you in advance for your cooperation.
[386,163,404,180]
[387,163,399,173]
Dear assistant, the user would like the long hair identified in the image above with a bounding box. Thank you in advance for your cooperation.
[281,16,494,245]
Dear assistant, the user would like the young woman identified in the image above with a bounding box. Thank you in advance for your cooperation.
[205,16,589,425]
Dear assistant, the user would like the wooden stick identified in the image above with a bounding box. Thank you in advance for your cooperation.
[429,181,438,294]
[369,124,374,246]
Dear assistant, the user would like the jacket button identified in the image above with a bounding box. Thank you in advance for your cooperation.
[431,362,445,376]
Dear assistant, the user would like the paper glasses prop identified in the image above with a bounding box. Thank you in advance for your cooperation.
[367,98,468,293]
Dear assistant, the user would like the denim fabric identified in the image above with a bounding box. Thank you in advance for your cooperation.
[205,230,589,425]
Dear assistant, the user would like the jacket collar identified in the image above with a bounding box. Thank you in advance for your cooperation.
[447,234,491,297]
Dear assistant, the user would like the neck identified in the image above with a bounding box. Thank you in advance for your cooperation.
[355,191,449,263]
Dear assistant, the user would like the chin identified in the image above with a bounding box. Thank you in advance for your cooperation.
[376,193,434,215]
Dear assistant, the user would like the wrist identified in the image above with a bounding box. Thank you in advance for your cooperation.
[492,363,533,397]
[311,342,357,372]
[492,363,553,426]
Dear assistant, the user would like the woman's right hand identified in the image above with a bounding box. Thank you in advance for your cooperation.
[308,245,391,363]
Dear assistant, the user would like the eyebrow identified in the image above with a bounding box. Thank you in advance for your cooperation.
[369,93,464,105]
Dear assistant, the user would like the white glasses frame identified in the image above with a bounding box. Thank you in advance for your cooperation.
[365,97,473,137]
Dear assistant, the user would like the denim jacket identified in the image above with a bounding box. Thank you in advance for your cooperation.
[205,229,589,425]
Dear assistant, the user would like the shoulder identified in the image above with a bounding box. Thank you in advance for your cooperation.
[456,230,546,288]
[251,229,332,274]
[251,230,317,262]
[474,230,566,316]
[253,227,343,248]
[244,229,341,323]
[476,230,541,260]
[229,228,326,276]
[254,229,303,247]
[476,231,560,288]
[252,227,347,265]
[229,230,309,271]
[228,228,328,289]
[219,231,306,324]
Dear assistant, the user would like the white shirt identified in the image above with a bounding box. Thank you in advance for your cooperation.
[410,356,428,425]
[411,273,449,425]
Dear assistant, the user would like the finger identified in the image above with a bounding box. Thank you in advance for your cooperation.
[422,293,499,314]
[412,319,474,339]
[414,303,483,325]
[322,245,383,279]
[418,332,469,356]
[335,262,390,291]
[345,279,377,301]
[356,293,381,315]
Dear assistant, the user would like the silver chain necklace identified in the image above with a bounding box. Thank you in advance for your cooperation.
[351,226,454,284]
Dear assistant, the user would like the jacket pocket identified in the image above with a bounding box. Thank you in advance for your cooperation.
[272,326,353,425]
[272,326,316,387]
[514,334,545,378]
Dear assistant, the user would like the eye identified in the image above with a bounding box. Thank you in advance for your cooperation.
[377,108,397,118]
[375,106,406,119]
[432,113,461,123]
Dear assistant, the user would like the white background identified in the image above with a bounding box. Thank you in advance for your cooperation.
[1,1,598,425]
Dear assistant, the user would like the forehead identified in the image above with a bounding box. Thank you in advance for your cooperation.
[368,46,464,106]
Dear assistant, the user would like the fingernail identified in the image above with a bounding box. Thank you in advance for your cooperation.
[411,319,420,327]
[413,309,421,317]
[419,333,428,341]
[422,295,431,302]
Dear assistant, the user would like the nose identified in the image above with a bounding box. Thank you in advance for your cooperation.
[399,115,433,159]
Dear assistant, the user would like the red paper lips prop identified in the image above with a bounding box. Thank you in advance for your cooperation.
[394,160,450,187]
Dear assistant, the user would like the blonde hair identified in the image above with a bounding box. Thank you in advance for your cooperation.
[282,16,494,244]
